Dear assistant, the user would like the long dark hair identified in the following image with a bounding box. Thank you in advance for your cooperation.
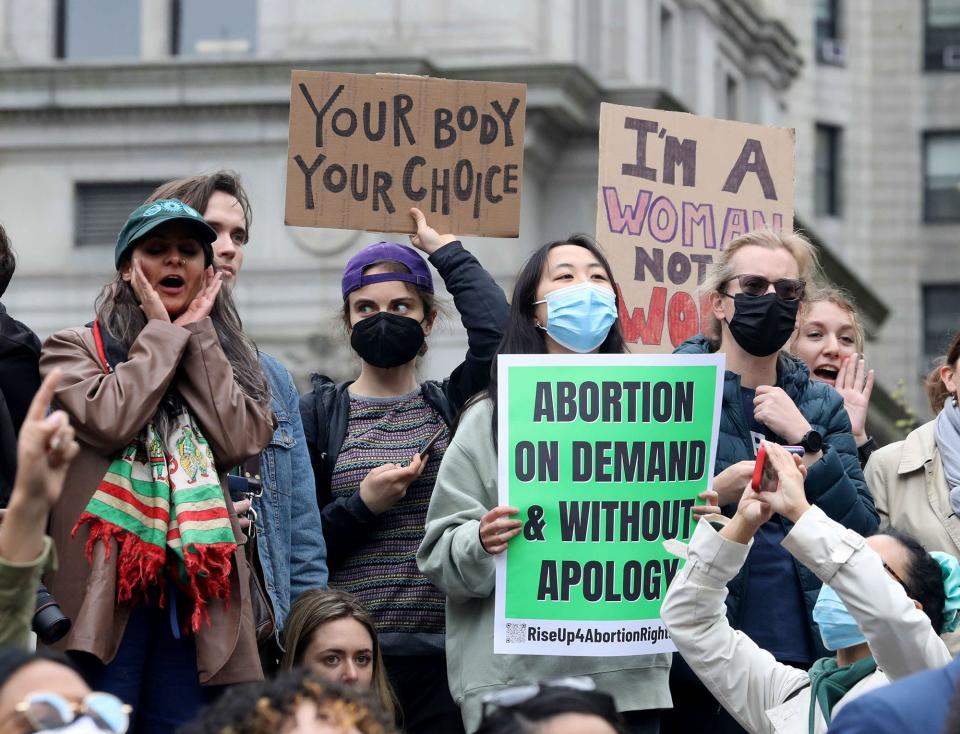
[484,234,626,443]
[876,527,947,634]
[95,268,270,433]
[280,589,397,721]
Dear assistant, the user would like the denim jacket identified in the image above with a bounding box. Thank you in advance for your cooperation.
[255,353,328,629]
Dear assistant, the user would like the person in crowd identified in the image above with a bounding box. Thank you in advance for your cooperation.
[826,656,960,734]
[281,589,396,722]
[0,370,78,649]
[475,681,629,734]
[38,199,275,732]
[417,235,671,734]
[179,668,396,734]
[0,224,43,505]
[670,230,878,734]
[790,286,876,467]
[865,330,960,650]
[300,208,508,734]
[0,223,42,436]
[147,173,328,638]
[0,647,131,734]
[662,442,956,734]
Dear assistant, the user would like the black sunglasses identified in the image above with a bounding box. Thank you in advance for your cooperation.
[723,274,806,302]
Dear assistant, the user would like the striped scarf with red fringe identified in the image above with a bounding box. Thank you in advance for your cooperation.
[73,409,236,631]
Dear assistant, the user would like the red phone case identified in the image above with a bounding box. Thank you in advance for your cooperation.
[751,444,767,491]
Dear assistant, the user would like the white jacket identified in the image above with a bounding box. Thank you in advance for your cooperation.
[660,506,952,734]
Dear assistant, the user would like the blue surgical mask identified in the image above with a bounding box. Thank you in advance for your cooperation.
[813,584,867,651]
[534,283,618,353]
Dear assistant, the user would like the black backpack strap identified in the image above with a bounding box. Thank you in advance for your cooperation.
[304,375,344,504]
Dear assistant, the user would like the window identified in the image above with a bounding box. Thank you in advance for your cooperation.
[815,0,845,65]
[814,124,842,216]
[724,74,738,120]
[924,132,960,222]
[75,181,165,248]
[658,5,674,89]
[925,0,960,70]
[56,0,141,59]
[923,284,960,369]
[714,69,739,120]
[172,0,256,56]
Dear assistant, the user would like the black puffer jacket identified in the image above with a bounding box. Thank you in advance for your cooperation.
[675,335,879,657]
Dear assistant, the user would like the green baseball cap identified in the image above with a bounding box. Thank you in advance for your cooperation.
[114,199,217,270]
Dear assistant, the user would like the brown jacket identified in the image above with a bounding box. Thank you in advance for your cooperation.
[865,418,960,652]
[39,317,275,685]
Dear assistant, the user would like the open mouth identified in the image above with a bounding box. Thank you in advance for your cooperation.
[158,274,185,292]
[813,365,839,383]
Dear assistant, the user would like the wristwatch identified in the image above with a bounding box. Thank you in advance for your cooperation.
[798,430,823,454]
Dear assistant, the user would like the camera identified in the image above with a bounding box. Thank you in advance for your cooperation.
[33,584,71,645]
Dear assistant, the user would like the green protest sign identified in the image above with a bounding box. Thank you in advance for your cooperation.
[494,353,724,656]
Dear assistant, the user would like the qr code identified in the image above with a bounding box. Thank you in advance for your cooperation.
[505,623,526,644]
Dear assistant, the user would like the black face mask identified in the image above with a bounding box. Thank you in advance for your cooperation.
[350,312,425,368]
[725,292,799,357]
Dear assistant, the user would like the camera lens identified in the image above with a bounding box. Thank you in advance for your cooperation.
[33,586,71,645]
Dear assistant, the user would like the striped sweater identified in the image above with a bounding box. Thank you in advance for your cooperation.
[328,388,450,653]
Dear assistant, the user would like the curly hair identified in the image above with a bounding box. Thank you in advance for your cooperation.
[177,669,396,734]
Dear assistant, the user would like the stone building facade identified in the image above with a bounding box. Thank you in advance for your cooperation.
[2,0,949,436]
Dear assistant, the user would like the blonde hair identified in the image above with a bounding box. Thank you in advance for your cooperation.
[794,285,865,353]
[700,229,820,344]
[281,590,397,722]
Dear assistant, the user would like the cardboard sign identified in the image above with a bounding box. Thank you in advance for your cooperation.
[494,353,724,656]
[285,71,526,236]
[596,104,795,353]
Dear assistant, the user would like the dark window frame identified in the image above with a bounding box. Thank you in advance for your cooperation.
[925,0,960,71]
[170,0,257,57]
[815,0,845,66]
[54,0,66,58]
[814,123,843,217]
[923,131,960,223]
[922,283,960,371]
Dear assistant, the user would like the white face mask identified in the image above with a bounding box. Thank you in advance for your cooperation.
[42,717,105,733]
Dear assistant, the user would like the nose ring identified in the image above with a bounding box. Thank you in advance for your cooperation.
[178,258,185,266]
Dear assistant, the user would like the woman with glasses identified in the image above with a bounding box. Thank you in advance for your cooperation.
[668,230,878,733]
[0,648,131,733]
[661,442,955,734]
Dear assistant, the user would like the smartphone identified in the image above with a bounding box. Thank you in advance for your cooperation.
[751,444,805,491]
[418,426,446,459]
